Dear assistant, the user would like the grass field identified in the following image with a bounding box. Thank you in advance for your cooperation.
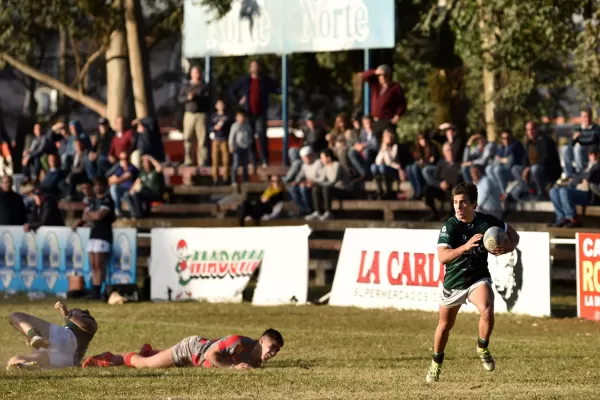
[0,291,599,400]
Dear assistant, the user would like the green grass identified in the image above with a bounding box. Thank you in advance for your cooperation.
[0,294,599,400]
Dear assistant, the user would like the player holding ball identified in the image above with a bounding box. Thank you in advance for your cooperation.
[426,182,520,383]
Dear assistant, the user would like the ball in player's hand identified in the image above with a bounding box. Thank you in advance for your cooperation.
[483,226,509,253]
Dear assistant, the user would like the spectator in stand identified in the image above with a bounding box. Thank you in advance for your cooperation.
[407,133,439,200]
[108,116,134,173]
[210,99,232,185]
[24,188,64,233]
[349,114,379,179]
[334,135,357,181]
[361,64,407,135]
[326,113,351,149]
[351,110,363,134]
[290,146,321,216]
[461,131,496,183]
[283,147,302,184]
[125,155,165,220]
[229,110,253,185]
[238,175,286,226]
[179,65,210,167]
[306,148,352,221]
[73,177,115,300]
[370,129,400,199]
[62,139,90,200]
[108,152,138,217]
[485,129,525,195]
[0,176,26,225]
[22,123,56,183]
[130,116,165,168]
[423,142,463,221]
[37,153,65,198]
[62,120,91,169]
[561,108,600,181]
[229,60,279,167]
[513,121,560,200]
[88,118,114,179]
[550,145,600,228]
[470,165,502,219]
[301,112,328,154]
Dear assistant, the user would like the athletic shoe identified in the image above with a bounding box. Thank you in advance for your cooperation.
[27,335,50,349]
[477,347,496,371]
[304,211,320,221]
[82,352,123,368]
[6,361,39,372]
[425,361,442,383]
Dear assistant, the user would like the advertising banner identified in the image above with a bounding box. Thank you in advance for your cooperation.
[150,226,310,304]
[576,233,600,321]
[183,0,395,57]
[0,226,137,297]
[330,229,551,317]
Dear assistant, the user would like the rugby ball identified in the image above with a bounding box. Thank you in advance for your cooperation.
[483,226,509,253]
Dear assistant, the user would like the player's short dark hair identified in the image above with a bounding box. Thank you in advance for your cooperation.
[452,182,478,205]
[262,328,284,346]
[93,177,108,188]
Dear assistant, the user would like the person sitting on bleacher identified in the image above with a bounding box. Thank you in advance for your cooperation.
[306,148,352,221]
[108,152,138,218]
[422,142,463,221]
[470,165,502,219]
[289,146,321,216]
[325,113,351,150]
[485,129,525,195]
[406,133,439,200]
[62,120,92,170]
[38,153,65,199]
[549,145,600,228]
[370,129,400,199]
[461,131,496,183]
[61,139,91,201]
[88,118,114,179]
[125,155,165,220]
[560,108,600,182]
[237,175,286,226]
[22,123,56,184]
[348,114,379,179]
[107,116,134,176]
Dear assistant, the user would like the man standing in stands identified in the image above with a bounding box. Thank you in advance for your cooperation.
[229,60,279,168]
[0,176,26,225]
[24,188,64,233]
[361,64,407,137]
[179,66,210,167]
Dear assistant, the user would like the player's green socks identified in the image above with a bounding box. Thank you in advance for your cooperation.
[477,337,489,349]
[432,352,444,364]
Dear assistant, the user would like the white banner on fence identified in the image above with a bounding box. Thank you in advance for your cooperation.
[150,226,310,304]
[329,229,551,317]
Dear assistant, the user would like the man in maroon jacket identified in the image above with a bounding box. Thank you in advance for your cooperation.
[361,64,407,138]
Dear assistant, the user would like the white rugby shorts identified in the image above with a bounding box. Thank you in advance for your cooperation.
[36,323,78,367]
[87,239,111,253]
[439,278,493,308]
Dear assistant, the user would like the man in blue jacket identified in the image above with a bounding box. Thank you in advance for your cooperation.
[229,60,279,168]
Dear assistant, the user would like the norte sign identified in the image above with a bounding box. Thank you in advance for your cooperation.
[183,0,395,57]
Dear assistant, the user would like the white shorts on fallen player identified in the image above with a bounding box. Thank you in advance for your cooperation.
[36,324,78,367]
[87,239,111,253]
[439,278,493,308]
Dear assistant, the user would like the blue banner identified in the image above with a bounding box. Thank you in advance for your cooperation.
[0,227,137,296]
[183,0,395,57]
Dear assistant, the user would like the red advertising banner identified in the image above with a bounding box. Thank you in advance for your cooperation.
[576,233,600,321]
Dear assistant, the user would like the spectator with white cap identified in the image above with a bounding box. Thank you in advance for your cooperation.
[361,64,407,137]
[288,146,323,216]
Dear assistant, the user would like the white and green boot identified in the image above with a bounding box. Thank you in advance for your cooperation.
[426,360,442,383]
[477,347,496,371]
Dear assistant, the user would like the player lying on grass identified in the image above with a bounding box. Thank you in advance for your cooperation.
[7,302,97,370]
[426,181,520,383]
[82,328,283,369]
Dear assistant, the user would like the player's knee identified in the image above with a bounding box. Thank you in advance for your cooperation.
[437,320,454,333]
[481,305,494,322]
[8,312,26,325]
[7,355,23,365]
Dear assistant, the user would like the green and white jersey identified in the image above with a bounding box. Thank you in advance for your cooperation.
[437,212,507,290]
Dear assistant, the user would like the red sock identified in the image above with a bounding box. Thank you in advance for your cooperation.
[123,352,136,367]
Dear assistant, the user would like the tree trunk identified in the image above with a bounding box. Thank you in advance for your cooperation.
[124,0,155,119]
[105,29,129,127]
[58,26,67,109]
[478,0,497,141]
[0,53,107,116]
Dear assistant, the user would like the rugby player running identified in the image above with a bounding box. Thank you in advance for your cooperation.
[82,328,283,370]
[426,182,519,383]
